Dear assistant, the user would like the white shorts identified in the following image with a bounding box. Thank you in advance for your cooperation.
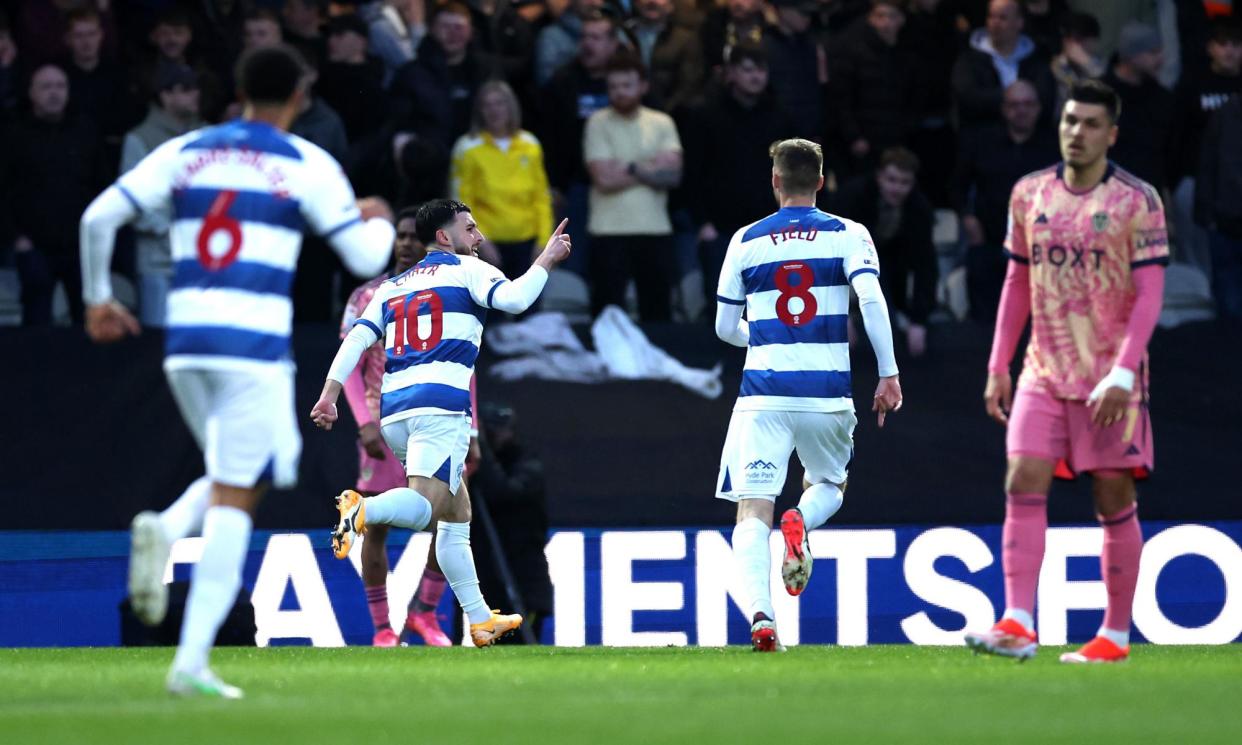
[715,409,857,502]
[381,414,470,495]
[165,363,302,489]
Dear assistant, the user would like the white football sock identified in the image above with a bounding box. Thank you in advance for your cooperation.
[435,521,491,625]
[732,517,774,621]
[797,483,843,530]
[172,506,252,675]
[1098,626,1130,648]
[1002,608,1035,631]
[365,487,432,531]
[158,476,211,541]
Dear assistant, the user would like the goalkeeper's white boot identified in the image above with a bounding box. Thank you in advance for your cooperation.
[167,668,244,699]
[128,511,171,626]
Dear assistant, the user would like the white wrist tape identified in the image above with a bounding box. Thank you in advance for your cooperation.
[1087,366,1135,403]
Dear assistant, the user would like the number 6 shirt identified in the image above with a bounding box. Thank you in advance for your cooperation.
[716,205,880,413]
[351,250,506,427]
[109,119,391,371]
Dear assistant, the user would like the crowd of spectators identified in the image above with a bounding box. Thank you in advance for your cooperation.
[1,0,1240,339]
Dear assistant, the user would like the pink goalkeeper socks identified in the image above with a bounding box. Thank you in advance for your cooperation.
[410,567,447,615]
[1099,504,1142,636]
[365,585,390,631]
[1002,493,1048,621]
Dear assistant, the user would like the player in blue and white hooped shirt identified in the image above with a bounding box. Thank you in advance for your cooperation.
[311,198,572,647]
[78,46,395,698]
[713,139,903,652]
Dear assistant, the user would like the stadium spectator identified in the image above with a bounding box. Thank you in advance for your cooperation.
[11,0,119,67]
[359,0,426,85]
[952,0,1055,131]
[1196,95,1242,324]
[833,147,937,357]
[120,63,203,327]
[952,80,1057,322]
[763,0,825,142]
[1064,0,1156,62]
[700,0,767,72]
[829,0,917,179]
[282,0,328,68]
[534,0,605,87]
[62,7,139,171]
[584,53,682,320]
[1171,19,1241,276]
[138,8,226,123]
[536,10,621,275]
[450,80,554,281]
[1050,11,1106,115]
[679,43,797,309]
[625,0,704,114]
[243,8,284,52]
[1,63,105,325]
[467,402,555,644]
[1101,22,1175,192]
[1019,0,1068,56]
[0,15,17,123]
[902,0,965,207]
[389,2,500,200]
[318,13,388,144]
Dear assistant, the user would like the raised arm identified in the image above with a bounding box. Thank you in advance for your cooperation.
[478,218,572,314]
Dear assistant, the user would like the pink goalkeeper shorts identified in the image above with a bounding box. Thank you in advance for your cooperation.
[356,439,408,493]
[1007,388,1154,479]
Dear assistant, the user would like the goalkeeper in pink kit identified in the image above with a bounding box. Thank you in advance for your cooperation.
[965,81,1168,663]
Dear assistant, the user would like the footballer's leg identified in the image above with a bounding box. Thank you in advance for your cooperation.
[964,454,1053,659]
[167,481,259,700]
[131,477,212,627]
[781,411,853,596]
[404,535,452,646]
[360,523,399,647]
[736,498,783,652]
[1061,470,1139,663]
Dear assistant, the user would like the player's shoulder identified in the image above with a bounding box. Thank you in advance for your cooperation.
[1013,163,1060,193]
[1108,164,1163,213]
[286,133,343,171]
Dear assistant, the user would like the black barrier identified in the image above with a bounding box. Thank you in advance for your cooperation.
[3,320,1238,529]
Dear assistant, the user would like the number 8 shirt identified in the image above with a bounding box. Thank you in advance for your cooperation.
[716,205,880,414]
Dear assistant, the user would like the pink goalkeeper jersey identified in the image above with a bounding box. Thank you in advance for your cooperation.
[1005,163,1169,401]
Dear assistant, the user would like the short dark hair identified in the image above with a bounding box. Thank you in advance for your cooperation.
[1067,79,1121,122]
[580,8,619,32]
[415,199,471,245]
[1060,11,1100,41]
[433,1,473,23]
[1209,17,1242,45]
[726,42,767,68]
[65,7,103,28]
[153,7,192,30]
[769,138,822,196]
[396,205,420,225]
[245,8,281,25]
[604,51,646,79]
[879,146,920,175]
[235,44,308,106]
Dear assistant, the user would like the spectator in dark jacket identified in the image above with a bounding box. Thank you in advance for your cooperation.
[830,0,918,178]
[1,63,105,325]
[319,13,389,143]
[389,2,500,179]
[952,0,1055,131]
[626,0,704,113]
[679,43,797,309]
[1101,23,1175,192]
[62,7,140,175]
[700,0,767,72]
[833,147,938,357]
[1196,96,1242,324]
[764,0,825,141]
[952,79,1057,321]
[903,0,966,207]
[535,10,621,275]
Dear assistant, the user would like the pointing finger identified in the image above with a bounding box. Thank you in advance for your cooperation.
[552,218,568,237]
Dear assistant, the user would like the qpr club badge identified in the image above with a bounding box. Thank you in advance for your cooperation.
[1092,211,1109,232]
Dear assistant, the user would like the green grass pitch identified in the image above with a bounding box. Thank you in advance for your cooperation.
[2,645,1240,744]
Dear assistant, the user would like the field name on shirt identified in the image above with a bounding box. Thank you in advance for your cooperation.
[769,227,820,244]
